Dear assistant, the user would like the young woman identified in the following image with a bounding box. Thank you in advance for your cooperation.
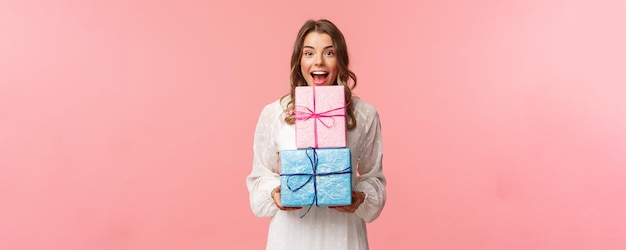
[246,19,386,250]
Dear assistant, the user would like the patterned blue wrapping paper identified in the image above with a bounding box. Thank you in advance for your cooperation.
[280,148,352,207]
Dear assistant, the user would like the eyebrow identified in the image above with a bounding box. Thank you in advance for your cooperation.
[303,45,335,49]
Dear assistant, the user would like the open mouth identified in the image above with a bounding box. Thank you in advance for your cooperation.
[311,71,329,85]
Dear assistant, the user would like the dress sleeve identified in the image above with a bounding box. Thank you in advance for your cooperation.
[353,110,387,223]
[246,104,281,217]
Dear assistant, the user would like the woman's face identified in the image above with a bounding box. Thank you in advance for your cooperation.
[300,32,338,86]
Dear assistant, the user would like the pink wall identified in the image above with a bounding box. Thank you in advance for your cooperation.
[1,0,625,249]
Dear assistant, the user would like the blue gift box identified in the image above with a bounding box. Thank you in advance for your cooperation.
[280,148,352,207]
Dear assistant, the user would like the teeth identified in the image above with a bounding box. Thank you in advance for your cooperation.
[312,71,327,75]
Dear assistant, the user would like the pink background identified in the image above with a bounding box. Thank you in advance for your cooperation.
[1,0,625,249]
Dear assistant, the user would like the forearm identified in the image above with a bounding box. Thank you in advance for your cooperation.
[353,177,386,222]
[247,175,280,217]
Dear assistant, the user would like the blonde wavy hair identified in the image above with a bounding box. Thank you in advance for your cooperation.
[281,19,357,130]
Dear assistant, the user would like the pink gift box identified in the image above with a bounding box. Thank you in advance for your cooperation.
[294,86,347,149]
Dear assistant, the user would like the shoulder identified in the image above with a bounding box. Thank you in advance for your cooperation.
[352,97,379,120]
[259,96,289,119]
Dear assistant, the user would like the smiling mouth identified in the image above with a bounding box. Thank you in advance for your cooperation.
[311,71,329,84]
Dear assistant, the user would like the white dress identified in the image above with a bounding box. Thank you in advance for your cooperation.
[246,96,386,250]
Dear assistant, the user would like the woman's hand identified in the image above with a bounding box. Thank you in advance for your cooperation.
[329,191,366,213]
[271,186,302,211]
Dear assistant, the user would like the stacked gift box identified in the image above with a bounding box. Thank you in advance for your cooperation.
[280,86,352,211]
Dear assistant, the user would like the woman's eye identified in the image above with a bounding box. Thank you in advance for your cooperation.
[325,51,334,56]
[304,51,313,56]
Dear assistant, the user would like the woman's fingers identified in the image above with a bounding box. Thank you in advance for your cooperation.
[272,186,302,210]
[276,187,364,212]
[329,191,365,213]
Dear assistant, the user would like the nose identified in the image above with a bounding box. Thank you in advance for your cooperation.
[314,53,324,66]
